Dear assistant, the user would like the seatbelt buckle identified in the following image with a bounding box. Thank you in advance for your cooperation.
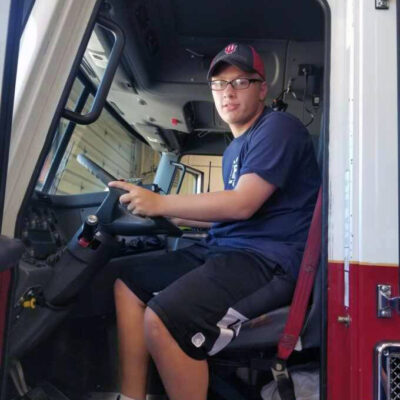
[271,359,296,400]
[271,359,289,380]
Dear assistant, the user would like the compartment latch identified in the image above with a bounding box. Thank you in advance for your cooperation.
[377,284,400,318]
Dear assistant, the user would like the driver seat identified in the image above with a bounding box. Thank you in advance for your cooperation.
[208,188,322,399]
[207,124,324,398]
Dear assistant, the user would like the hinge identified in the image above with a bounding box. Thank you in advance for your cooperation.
[377,284,400,318]
[375,0,389,10]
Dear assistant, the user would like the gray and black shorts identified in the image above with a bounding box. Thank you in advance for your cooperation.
[119,242,295,360]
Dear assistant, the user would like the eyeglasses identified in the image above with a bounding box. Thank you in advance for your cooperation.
[208,78,264,91]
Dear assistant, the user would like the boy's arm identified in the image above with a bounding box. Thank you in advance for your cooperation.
[109,172,276,222]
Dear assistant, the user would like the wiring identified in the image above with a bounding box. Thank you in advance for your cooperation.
[271,74,316,128]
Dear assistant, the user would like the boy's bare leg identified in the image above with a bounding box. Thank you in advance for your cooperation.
[114,279,149,400]
[144,308,209,400]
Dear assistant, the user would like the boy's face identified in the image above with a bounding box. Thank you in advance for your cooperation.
[211,64,267,135]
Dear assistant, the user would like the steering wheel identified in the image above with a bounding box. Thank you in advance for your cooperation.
[76,154,182,237]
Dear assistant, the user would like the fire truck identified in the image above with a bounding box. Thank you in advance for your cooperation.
[0,0,398,399]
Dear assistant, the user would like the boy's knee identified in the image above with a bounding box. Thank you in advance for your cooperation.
[144,307,168,343]
[114,278,145,309]
[114,278,129,294]
[114,279,129,302]
[114,278,123,292]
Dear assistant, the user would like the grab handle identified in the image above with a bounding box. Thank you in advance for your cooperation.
[62,17,125,125]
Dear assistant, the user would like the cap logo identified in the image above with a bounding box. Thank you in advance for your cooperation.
[224,44,237,55]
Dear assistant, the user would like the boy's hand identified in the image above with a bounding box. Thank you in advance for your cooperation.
[108,181,164,217]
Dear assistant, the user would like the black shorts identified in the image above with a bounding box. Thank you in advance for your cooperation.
[119,243,295,360]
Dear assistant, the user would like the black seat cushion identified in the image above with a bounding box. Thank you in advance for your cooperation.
[226,306,289,351]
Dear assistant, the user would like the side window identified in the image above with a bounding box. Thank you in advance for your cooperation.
[171,155,223,195]
[169,165,203,195]
[35,20,160,195]
[37,78,160,195]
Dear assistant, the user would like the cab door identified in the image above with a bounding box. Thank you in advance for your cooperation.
[326,1,400,399]
[0,0,25,398]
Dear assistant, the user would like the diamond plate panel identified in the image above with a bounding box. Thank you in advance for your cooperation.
[376,343,400,400]
[388,354,400,400]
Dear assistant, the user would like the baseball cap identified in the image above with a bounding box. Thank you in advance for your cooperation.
[207,43,265,81]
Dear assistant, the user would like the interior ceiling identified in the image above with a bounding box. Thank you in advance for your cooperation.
[101,0,325,153]
[170,0,324,41]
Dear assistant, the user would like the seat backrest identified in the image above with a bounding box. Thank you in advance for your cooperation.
[300,112,324,348]
[228,263,322,352]
[298,258,322,348]
[223,118,324,353]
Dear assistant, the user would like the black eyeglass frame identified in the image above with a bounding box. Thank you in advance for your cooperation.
[208,78,264,91]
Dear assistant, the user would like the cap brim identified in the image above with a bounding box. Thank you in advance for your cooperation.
[207,59,255,81]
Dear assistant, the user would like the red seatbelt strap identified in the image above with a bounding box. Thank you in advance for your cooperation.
[277,186,322,361]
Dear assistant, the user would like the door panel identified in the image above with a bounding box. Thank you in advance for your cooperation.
[0,270,12,368]
[0,236,23,374]
[0,235,24,366]
[0,236,24,272]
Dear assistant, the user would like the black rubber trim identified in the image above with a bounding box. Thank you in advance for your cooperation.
[14,0,104,238]
[62,17,125,125]
[21,0,35,32]
[316,1,331,399]
[0,0,24,231]
[0,4,24,400]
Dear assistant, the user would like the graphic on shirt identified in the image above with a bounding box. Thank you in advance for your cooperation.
[228,156,239,187]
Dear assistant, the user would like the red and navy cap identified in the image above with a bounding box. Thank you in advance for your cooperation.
[207,43,265,81]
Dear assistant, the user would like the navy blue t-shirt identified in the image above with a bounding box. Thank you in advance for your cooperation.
[206,108,320,279]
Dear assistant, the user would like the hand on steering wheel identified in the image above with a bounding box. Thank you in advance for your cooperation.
[76,153,181,236]
[108,180,163,217]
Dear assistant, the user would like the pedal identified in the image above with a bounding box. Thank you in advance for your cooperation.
[22,382,69,400]
[21,387,48,400]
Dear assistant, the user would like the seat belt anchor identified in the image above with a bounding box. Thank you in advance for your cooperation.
[271,359,296,400]
[271,359,290,381]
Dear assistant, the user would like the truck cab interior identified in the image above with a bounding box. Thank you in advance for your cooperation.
[2,0,329,399]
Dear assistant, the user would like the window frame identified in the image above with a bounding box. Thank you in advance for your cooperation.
[39,70,147,195]
[168,161,204,195]
[174,154,224,194]
[0,0,24,231]
[21,0,35,32]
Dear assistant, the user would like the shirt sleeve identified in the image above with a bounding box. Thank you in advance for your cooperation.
[239,113,305,188]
